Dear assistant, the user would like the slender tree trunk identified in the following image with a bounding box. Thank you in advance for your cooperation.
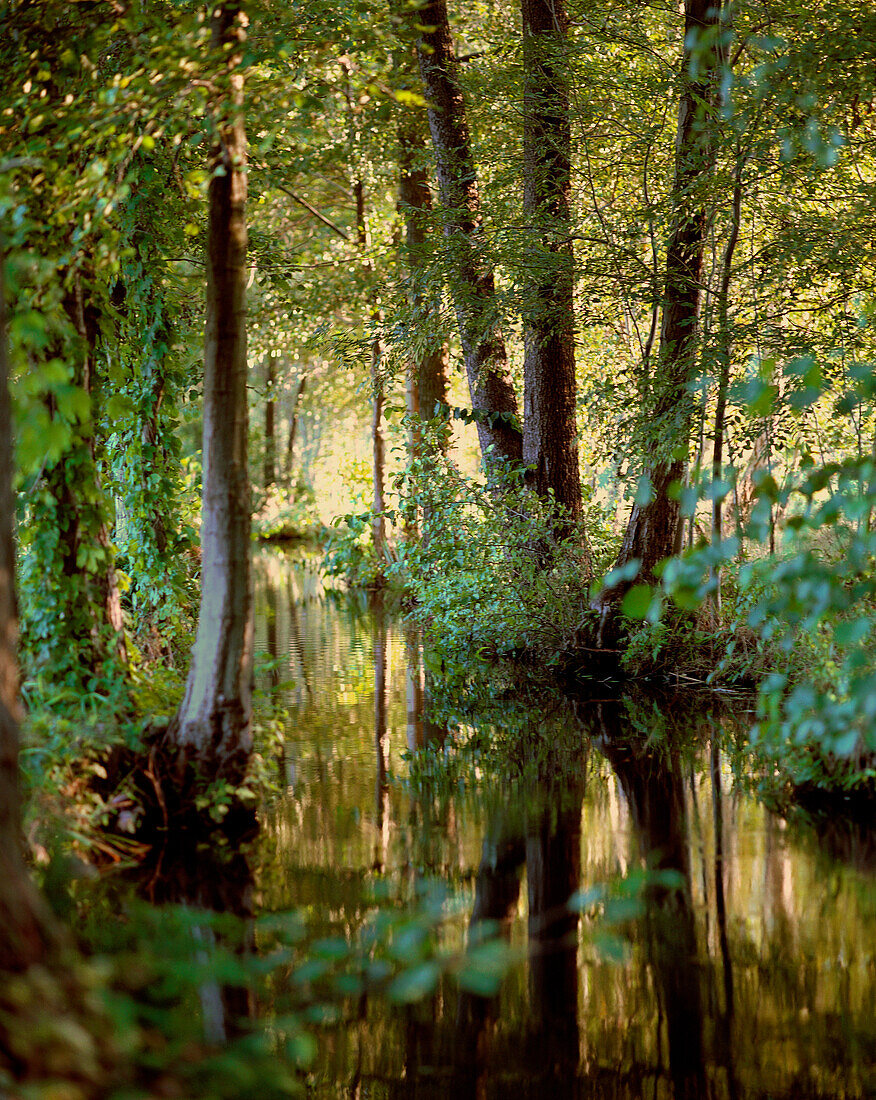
[263,353,276,490]
[353,177,388,569]
[285,372,307,482]
[171,2,252,782]
[371,330,387,564]
[521,0,583,534]
[598,0,720,631]
[711,154,744,611]
[415,0,523,471]
[0,244,57,972]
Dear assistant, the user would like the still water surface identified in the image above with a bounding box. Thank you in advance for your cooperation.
[252,549,875,1100]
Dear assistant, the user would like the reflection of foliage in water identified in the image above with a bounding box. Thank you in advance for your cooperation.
[248,550,876,1099]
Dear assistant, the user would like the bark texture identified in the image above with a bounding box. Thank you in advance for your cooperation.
[398,113,449,430]
[172,3,252,780]
[521,0,582,526]
[416,0,522,470]
[0,246,57,972]
[610,0,720,586]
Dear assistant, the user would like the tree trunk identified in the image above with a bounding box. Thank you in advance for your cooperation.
[263,353,276,490]
[710,154,744,611]
[398,111,450,432]
[0,244,58,973]
[285,372,307,483]
[415,0,522,471]
[371,329,387,566]
[170,2,252,782]
[353,177,388,570]
[600,0,720,620]
[398,108,450,543]
[521,0,583,533]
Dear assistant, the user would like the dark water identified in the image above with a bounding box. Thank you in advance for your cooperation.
[252,549,876,1100]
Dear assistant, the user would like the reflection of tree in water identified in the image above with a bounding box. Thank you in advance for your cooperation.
[372,589,390,872]
[590,700,710,1100]
[406,690,725,1100]
[251,558,875,1099]
[139,828,258,1046]
[524,790,583,1096]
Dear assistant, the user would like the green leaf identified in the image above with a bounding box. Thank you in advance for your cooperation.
[833,618,870,646]
[387,961,440,1003]
[621,585,653,619]
[634,475,653,506]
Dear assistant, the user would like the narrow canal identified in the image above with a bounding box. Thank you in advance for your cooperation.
[251,548,875,1099]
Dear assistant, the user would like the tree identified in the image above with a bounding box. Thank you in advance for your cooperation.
[597,0,721,625]
[521,0,583,533]
[264,353,277,489]
[415,0,523,471]
[168,2,252,782]
[398,109,449,435]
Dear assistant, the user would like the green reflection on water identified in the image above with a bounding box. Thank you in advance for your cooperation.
[253,549,876,1100]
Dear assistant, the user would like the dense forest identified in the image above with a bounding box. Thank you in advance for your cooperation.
[1,0,875,1095]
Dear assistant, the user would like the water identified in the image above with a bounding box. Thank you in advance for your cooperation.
[252,548,876,1099]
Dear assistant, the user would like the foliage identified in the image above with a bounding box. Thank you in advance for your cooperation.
[390,431,616,661]
[607,361,876,790]
[252,483,325,542]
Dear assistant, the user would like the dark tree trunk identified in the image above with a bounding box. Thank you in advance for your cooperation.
[415,0,522,471]
[521,0,583,533]
[263,353,276,490]
[371,334,387,564]
[170,2,252,782]
[0,245,58,973]
[398,112,449,431]
[606,0,720,603]
[285,372,307,482]
[398,108,450,542]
